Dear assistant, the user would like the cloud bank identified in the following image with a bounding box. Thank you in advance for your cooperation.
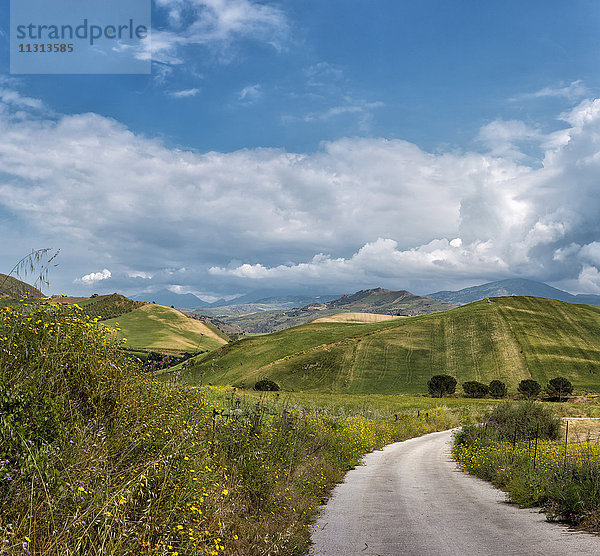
[2,86,600,296]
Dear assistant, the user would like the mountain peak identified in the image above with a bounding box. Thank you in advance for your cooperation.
[428,279,600,306]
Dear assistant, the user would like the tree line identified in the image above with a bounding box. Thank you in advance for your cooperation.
[427,374,573,401]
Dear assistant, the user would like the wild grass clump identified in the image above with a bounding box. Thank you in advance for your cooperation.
[453,401,600,528]
[1,298,466,555]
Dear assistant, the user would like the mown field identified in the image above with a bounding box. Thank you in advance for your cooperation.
[178,297,600,394]
[104,304,229,353]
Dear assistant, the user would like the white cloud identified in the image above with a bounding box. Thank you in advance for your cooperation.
[477,119,541,159]
[127,270,153,279]
[304,100,384,122]
[238,84,262,103]
[3,91,600,295]
[170,88,200,98]
[75,269,112,285]
[209,237,508,287]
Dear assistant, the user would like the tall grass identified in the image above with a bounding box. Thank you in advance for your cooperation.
[1,299,472,555]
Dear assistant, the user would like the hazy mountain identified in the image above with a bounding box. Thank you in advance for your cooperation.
[133,289,209,308]
[325,288,452,314]
[428,278,600,306]
[195,287,453,333]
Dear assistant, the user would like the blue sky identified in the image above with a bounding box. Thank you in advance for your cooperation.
[2,0,600,300]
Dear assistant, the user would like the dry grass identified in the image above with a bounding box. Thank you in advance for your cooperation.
[105,304,227,352]
[311,312,403,324]
[563,418,600,444]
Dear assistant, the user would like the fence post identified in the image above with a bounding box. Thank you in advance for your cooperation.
[564,420,569,469]
[533,424,539,469]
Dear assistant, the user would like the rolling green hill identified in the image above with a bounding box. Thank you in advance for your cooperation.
[104,304,229,353]
[179,296,600,394]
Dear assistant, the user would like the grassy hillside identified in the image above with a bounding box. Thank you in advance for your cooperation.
[0,273,44,299]
[104,304,228,353]
[75,293,145,320]
[179,296,600,394]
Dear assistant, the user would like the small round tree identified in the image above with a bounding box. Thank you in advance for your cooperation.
[462,381,489,398]
[488,380,507,399]
[518,379,541,399]
[254,379,280,391]
[547,376,573,401]
[427,375,457,398]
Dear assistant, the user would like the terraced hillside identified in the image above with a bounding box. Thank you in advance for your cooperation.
[179,296,600,394]
[104,304,229,353]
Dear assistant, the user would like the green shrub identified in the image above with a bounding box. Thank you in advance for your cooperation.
[518,379,541,399]
[488,380,507,398]
[484,400,561,442]
[427,375,457,397]
[254,379,280,391]
[462,381,489,398]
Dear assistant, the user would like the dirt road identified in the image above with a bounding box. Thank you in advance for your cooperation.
[310,429,600,555]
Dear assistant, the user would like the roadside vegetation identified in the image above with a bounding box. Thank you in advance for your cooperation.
[453,402,600,529]
[0,298,479,555]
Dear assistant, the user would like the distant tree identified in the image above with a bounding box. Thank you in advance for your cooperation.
[518,379,541,399]
[547,377,573,401]
[462,381,489,398]
[488,380,507,399]
[254,379,280,391]
[427,375,457,398]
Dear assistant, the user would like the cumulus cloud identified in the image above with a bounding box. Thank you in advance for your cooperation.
[3,89,600,295]
[75,269,112,285]
[477,119,542,159]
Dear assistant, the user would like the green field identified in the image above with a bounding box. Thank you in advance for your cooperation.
[104,304,228,353]
[179,296,600,394]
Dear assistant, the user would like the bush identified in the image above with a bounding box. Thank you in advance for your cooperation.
[518,379,541,399]
[488,380,507,398]
[462,381,489,398]
[254,379,280,391]
[484,400,561,442]
[546,376,573,401]
[427,375,457,397]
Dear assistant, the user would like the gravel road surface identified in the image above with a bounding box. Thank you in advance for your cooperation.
[310,429,600,555]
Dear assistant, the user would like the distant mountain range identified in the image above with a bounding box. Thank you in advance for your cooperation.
[133,290,340,310]
[428,278,600,306]
[133,289,210,308]
[194,287,454,333]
